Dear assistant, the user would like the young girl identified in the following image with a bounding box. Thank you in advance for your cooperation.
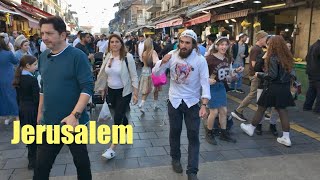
[205,37,243,145]
[138,38,160,113]
[12,55,39,169]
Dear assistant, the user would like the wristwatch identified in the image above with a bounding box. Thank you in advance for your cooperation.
[71,111,81,119]
[201,104,207,107]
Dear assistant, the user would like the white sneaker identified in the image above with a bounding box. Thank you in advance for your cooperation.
[240,123,254,136]
[277,136,292,147]
[4,119,11,125]
[101,148,116,159]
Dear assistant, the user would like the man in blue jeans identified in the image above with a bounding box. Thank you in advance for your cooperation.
[34,16,93,180]
[153,29,210,180]
[230,33,249,93]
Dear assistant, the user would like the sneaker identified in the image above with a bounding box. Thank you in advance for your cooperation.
[240,123,254,136]
[277,136,292,147]
[205,130,217,145]
[227,88,235,92]
[4,119,11,125]
[235,89,245,94]
[220,130,237,143]
[101,148,116,159]
[231,111,247,122]
[188,173,199,180]
[171,159,183,173]
[255,124,262,135]
[139,105,145,114]
[264,114,271,120]
[269,124,278,136]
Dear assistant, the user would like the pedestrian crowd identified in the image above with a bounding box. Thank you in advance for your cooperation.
[0,15,319,180]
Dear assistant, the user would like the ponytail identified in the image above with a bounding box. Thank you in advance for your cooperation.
[12,65,23,88]
[12,55,37,88]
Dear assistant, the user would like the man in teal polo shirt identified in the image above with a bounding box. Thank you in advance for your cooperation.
[34,16,93,180]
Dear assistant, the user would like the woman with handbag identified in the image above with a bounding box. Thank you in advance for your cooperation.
[95,33,139,159]
[241,35,295,147]
[138,38,162,113]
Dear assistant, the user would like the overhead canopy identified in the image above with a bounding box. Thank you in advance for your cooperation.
[213,9,249,21]
[14,8,39,28]
[184,13,211,27]
[0,4,20,15]
[156,18,183,29]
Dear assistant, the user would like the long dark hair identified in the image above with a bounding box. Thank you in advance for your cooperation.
[107,34,127,60]
[13,55,37,88]
[0,37,9,51]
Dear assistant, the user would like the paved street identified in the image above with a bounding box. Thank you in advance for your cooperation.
[1,83,320,180]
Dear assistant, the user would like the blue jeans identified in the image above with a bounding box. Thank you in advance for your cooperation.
[230,62,243,89]
[168,100,200,175]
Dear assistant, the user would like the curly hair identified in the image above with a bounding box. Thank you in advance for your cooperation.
[265,35,293,73]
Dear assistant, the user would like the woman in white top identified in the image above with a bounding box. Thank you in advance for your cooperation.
[95,33,139,159]
[138,38,161,113]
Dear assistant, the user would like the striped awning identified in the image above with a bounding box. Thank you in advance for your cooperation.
[184,13,211,27]
[0,5,19,15]
[213,9,249,21]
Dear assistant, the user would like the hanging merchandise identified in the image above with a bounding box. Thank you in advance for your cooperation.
[5,13,12,26]
[241,19,251,29]
[253,21,261,29]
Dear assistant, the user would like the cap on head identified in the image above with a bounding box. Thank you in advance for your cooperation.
[180,29,197,42]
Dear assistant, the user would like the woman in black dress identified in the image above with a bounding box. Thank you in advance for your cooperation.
[241,35,295,147]
[12,55,39,169]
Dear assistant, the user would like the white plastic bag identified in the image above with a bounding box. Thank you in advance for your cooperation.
[98,102,112,122]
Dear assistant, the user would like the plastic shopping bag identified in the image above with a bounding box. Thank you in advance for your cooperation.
[98,102,112,122]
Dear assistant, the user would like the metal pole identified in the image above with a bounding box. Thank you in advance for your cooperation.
[307,0,314,49]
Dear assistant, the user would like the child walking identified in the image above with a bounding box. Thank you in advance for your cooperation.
[12,55,39,169]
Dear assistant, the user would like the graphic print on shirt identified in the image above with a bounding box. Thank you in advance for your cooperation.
[174,63,193,84]
[215,62,230,81]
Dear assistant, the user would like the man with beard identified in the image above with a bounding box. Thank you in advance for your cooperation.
[75,32,94,61]
[153,29,210,180]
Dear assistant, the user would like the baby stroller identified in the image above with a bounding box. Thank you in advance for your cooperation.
[87,52,105,117]
[93,52,104,80]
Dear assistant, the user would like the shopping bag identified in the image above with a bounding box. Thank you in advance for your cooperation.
[98,102,112,122]
[151,73,167,87]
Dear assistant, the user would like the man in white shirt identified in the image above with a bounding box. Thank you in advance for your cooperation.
[137,35,145,62]
[72,30,83,47]
[152,30,210,180]
[96,34,108,53]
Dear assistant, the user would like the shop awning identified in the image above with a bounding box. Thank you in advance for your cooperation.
[184,13,211,27]
[15,8,39,28]
[0,4,20,15]
[156,18,183,29]
[213,9,249,21]
[198,0,247,12]
[20,1,53,18]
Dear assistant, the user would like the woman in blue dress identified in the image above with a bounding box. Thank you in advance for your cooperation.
[0,35,19,124]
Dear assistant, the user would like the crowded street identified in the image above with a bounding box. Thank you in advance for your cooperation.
[1,0,320,180]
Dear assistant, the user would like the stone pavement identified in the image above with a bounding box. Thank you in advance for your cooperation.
[1,83,320,180]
